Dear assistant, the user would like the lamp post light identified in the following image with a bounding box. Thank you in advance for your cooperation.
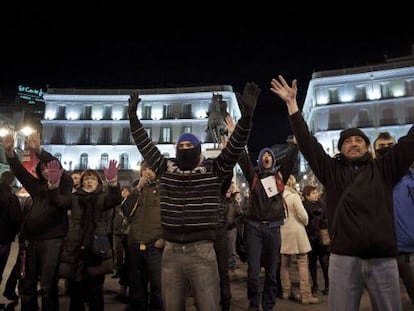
[20,126,34,137]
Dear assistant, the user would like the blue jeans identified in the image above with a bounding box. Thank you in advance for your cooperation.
[214,226,231,311]
[329,254,402,311]
[162,240,219,311]
[245,221,281,311]
[20,238,63,311]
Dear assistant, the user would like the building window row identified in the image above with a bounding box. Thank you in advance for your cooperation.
[314,77,414,106]
[50,103,196,121]
[309,100,414,133]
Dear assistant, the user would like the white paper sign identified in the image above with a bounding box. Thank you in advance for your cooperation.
[260,175,279,198]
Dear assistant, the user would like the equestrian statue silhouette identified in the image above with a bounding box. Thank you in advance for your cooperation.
[206,93,229,149]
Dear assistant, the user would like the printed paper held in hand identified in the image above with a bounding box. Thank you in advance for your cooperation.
[260,176,279,198]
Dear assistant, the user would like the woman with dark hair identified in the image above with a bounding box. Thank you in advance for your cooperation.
[59,161,122,311]
[302,185,330,295]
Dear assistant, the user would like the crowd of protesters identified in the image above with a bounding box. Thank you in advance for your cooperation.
[0,77,413,311]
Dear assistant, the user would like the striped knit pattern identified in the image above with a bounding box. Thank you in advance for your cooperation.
[130,116,251,232]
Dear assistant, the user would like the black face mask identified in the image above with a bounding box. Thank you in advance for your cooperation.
[176,144,201,170]
[375,146,393,159]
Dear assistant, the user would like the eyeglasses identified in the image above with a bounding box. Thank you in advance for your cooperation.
[83,176,98,181]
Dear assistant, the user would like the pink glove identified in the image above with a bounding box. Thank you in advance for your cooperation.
[47,160,64,184]
[104,159,120,180]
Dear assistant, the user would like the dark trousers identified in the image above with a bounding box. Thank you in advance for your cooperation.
[4,242,20,296]
[68,275,105,311]
[20,238,63,311]
[308,239,329,289]
[0,242,12,285]
[214,225,231,311]
[397,252,414,304]
[118,234,129,287]
[127,243,163,310]
[246,222,281,311]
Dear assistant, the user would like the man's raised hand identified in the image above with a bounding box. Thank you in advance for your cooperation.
[128,93,141,116]
[239,82,261,118]
[270,75,297,104]
[270,75,299,115]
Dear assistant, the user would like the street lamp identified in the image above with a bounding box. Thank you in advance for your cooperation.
[20,126,34,137]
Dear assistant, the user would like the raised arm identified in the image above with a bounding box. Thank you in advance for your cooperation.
[270,75,332,184]
[270,75,299,116]
[217,82,260,178]
[128,93,166,177]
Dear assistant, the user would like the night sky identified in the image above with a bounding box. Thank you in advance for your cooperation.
[1,18,413,157]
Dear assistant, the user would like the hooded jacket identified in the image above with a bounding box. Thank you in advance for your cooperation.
[238,145,298,223]
[290,111,414,258]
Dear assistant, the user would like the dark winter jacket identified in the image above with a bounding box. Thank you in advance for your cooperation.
[123,179,163,246]
[0,182,23,243]
[290,111,414,258]
[6,149,72,240]
[59,183,122,281]
[302,198,328,243]
[239,145,298,223]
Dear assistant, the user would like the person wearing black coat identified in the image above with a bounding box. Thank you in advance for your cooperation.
[271,75,414,311]
[59,162,122,311]
[302,185,329,296]
[0,171,23,295]
[2,133,73,311]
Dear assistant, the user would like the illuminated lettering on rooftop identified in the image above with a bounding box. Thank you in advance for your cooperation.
[17,85,46,104]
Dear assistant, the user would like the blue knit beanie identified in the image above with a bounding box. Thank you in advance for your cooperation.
[177,133,201,146]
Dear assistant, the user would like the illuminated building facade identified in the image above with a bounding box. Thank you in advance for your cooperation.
[299,52,414,184]
[41,85,240,185]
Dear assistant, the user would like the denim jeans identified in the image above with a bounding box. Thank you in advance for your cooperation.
[329,254,402,311]
[127,243,163,310]
[214,226,231,311]
[245,221,281,311]
[162,240,219,311]
[20,238,63,311]
[227,227,238,271]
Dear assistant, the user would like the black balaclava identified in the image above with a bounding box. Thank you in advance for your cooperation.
[176,133,201,170]
[375,146,393,159]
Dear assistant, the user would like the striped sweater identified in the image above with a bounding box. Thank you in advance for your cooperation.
[129,115,252,243]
